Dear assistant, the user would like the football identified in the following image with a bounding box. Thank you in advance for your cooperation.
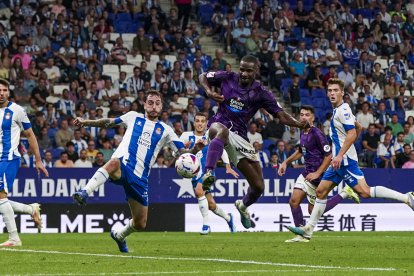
[175,153,201,178]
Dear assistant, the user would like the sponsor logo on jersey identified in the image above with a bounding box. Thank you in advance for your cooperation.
[229,98,245,111]
[235,147,256,154]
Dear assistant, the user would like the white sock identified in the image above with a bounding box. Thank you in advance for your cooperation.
[307,198,327,229]
[0,198,20,241]
[115,219,137,241]
[212,205,230,222]
[370,186,409,203]
[84,168,109,196]
[198,196,209,226]
[339,190,348,199]
[8,200,33,214]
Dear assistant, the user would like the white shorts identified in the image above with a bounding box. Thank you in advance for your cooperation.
[225,130,258,166]
[294,174,317,205]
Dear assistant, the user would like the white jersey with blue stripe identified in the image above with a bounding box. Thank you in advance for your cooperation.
[0,102,32,161]
[180,131,206,149]
[330,102,358,165]
[112,111,185,183]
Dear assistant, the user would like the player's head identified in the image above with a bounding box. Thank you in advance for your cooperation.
[144,90,163,120]
[299,105,315,126]
[239,55,259,87]
[0,78,10,106]
[194,112,207,134]
[327,78,345,107]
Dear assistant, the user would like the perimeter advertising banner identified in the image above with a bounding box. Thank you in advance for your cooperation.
[3,168,413,233]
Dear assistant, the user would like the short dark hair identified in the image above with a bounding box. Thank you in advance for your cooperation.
[195,112,207,119]
[300,105,315,114]
[144,90,162,102]
[241,55,259,65]
[0,78,10,88]
[397,132,404,136]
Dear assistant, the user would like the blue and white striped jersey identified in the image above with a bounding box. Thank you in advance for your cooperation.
[112,111,185,183]
[330,103,358,166]
[180,131,206,149]
[0,102,32,161]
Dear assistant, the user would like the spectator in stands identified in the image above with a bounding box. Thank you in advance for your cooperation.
[289,52,306,79]
[403,123,414,145]
[402,150,414,169]
[377,134,395,168]
[262,118,285,143]
[393,132,406,156]
[110,37,129,65]
[375,101,392,132]
[323,65,338,88]
[307,39,326,66]
[338,63,354,89]
[306,65,324,90]
[231,18,250,59]
[357,102,375,131]
[58,89,76,117]
[38,126,53,150]
[66,141,79,163]
[342,40,360,68]
[269,140,288,166]
[253,141,269,168]
[269,154,278,168]
[55,151,74,168]
[13,78,30,107]
[247,122,263,147]
[92,151,105,167]
[282,126,300,147]
[395,144,413,168]
[132,27,152,56]
[362,124,380,168]
[74,149,93,168]
[55,119,74,150]
[153,154,168,168]
[72,129,88,155]
[387,114,404,136]
[42,150,54,168]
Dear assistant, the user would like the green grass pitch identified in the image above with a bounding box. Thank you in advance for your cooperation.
[1,232,413,275]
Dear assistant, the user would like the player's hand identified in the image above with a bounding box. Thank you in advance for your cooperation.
[298,121,311,129]
[277,162,287,176]
[305,172,321,182]
[331,155,343,170]
[193,139,207,152]
[73,117,86,128]
[226,165,239,178]
[207,90,225,103]
[35,160,49,177]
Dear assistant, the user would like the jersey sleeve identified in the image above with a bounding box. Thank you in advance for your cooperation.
[261,88,283,117]
[314,128,332,157]
[165,126,185,151]
[205,70,231,86]
[221,149,230,164]
[114,111,141,125]
[179,132,190,144]
[17,107,32,130]
[337,104,356,131]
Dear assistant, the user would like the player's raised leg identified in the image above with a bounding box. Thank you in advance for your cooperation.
[235,159,264,229]
[202,123,229,190]
[206,192,236,233]
[8,201,43,230]
[73,158,121,205]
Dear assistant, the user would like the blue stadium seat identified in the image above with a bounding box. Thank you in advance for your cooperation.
[51,148,63,160]
[117,13,132,22]
[194,97,204,110]
[263,139,274,151]
[301,97,312,106]
[282,78,293,88]
[313,89,327,98]
[313,98,325,108]
[299,89,310,98]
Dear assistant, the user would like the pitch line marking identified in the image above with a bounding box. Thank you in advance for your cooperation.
[0,248,396,271]
[15,269,340,276]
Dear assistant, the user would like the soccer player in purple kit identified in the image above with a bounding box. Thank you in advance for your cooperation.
[199,55,309,229]
[278,105,360,242]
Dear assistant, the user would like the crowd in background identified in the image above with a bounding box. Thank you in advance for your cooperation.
[0,0,413,170]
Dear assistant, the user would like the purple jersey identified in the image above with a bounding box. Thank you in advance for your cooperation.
[205,71,283,141]
[298,127,331,185]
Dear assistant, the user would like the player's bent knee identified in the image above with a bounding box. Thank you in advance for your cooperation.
[315,189,329,199]
[105,158,120,172]
[289,197,301,208]
[208,201,216,211]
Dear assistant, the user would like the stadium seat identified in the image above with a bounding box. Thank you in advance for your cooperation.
[46,96,60,104]
[109,33,121,42]
[165,54,177,64]
[150,54,160,62]
[104,43,113,52]
[51,148,63,159]
[114,22,129,33]
[194,97,204,110]
[263,139,274,151]
[120,64,135,75]
[281,78,293,88]
[103,72,119,83]
[126,54,142,66]
[406,110,414,120]
[178,97,189,109]
[313,89,327,98]
[377,59,389,70]
[117,13,132,22]
[299,89,310,98]
[301,97,311,105]
[53,85,69,96]
[313,98,325,108]
[103,64,120,74]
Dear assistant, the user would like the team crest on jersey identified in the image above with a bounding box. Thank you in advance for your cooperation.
[137,121,142,126]
[155,127,162,135]
[324,145,331,153]
[5,112,10,120]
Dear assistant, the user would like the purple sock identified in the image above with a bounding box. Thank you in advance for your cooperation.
[205,138,225,170]
[290,206,304,227]
[242,187,263,207]
[324,194,343,213]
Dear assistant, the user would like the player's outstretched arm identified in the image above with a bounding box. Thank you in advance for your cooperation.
[306,153,332,182]
[199,73,224,102]
[278,150,302,176]
[277,111,309,129]
[73,117,118,128]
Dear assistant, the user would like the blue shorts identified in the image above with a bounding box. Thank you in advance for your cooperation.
[0,159,19,193]
[112,158,149,206]
[321,162,364,187]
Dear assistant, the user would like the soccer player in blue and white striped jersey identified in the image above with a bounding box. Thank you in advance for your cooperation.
[287,78,414,240]
[72,90,203,253]
[0,79,48,247]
